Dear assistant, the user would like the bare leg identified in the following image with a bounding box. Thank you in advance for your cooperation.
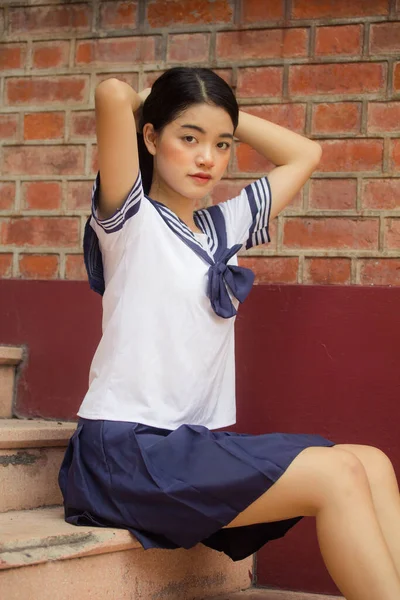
[223,446,400,600]
[335,444,400,575]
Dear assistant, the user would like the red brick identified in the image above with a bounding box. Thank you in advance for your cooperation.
[238,256,299,284]
[70,111,96,138]
[289,63,385,96]
[216,28,308,60]
[9,4,91,34]
[22,182,62,210]
[309,179,357,210]
[19,254,59,279]
[315,25,362,56]
[100,1,137,29]
[292,0,388,19]
[385,218,400,250]
[0,254,13,277]
[0,43,27,71]
[0,183,15,210]
[234,144,274,174]
[237,67,283,98]
[6,77,88,105]
[2,217,79,247]
[243,104,306,134]
[24,112,65,140]
[167,33,210,63]
[76,37,157,65]
[312,102,361,134]
[391,139,400,170]
[319,140,383,172]
[241,0,284,22]
[304,257,351,285]
[368,102,400,133]
[394,63,400,93]
[91,146,99,175]
[370,23,400,55]
[95,72,139,88]
[362,179,400,210]
[283,217,379,250]
[66,254,87,280]
[147,0,233,26]
[32,41,70,69]
[360,259,400,286]
[3,146,85,176]
[0,114,18,140]
[66,181,93,210]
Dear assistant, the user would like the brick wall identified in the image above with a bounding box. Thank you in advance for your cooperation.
[0,0,399,286]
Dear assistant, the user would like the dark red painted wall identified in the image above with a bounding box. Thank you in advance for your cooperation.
[1,279,399,595]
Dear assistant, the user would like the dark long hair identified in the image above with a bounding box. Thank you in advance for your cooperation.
[137,67,239,194]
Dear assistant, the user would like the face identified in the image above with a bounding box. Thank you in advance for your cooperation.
[143,103,234,201]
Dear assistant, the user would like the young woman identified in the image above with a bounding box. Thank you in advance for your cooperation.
[59,68,400,600]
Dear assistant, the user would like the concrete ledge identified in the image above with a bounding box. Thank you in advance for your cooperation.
[0,506,142,569]
[0,419,76,449]
[0,346,24,366]
[0,507,253,600]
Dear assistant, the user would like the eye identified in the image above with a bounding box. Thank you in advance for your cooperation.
[183,135,197,144]
[217,141,231,150]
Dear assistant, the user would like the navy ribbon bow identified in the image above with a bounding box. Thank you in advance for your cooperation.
[207,244,255,319]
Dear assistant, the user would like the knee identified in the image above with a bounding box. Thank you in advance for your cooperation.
[354,445,396,486]
[317,448,370,505]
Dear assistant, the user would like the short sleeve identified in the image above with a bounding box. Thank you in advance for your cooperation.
[218,177,272,250]
[90,170,144,239]
[83,170,144,295]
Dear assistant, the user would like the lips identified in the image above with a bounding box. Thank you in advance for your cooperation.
[189,173,212,181]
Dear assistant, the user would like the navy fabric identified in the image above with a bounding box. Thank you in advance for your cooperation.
[149,200,253,319]
[83,191,256,319]
[207,244,255,318]
[59,419,335,561]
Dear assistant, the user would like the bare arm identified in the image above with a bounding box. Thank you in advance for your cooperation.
[94,78,145,220]
[235,111,322,220]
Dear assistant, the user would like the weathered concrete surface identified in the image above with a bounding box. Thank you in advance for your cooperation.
[0,346,24,418]
[0,346,24,366]
[0,506,142,568]
[0,447,65,511]
[0,419,76,449]
[0,507,252,600]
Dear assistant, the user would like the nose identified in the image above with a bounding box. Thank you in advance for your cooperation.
[196,146,214,169]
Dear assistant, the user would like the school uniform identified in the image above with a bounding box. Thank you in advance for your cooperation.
[58,171,334,561]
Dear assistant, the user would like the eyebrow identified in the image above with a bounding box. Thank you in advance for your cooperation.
[180,124,234,140]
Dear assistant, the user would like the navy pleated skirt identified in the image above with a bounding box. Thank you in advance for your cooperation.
[58,418,335,561]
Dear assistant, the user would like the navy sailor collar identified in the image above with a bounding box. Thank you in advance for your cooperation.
[148,197,255,319]
[83,196,255,320]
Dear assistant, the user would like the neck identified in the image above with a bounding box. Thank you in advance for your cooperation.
[148,179,202,233]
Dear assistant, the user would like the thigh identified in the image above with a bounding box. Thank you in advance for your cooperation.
[223,445,362,529]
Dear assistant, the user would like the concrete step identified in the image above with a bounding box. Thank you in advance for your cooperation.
[209,592,342,599]
[0,346,24,418]
[0,419,76,512]
[0,506,252,600]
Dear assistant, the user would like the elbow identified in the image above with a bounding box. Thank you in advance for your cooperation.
[95,78,132,103]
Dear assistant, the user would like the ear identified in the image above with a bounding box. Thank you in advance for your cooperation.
[142,123,158,156]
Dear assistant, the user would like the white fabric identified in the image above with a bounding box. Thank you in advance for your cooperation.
[77,173,271,430]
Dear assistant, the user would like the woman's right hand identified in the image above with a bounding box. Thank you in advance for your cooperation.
[137,87,151,107]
